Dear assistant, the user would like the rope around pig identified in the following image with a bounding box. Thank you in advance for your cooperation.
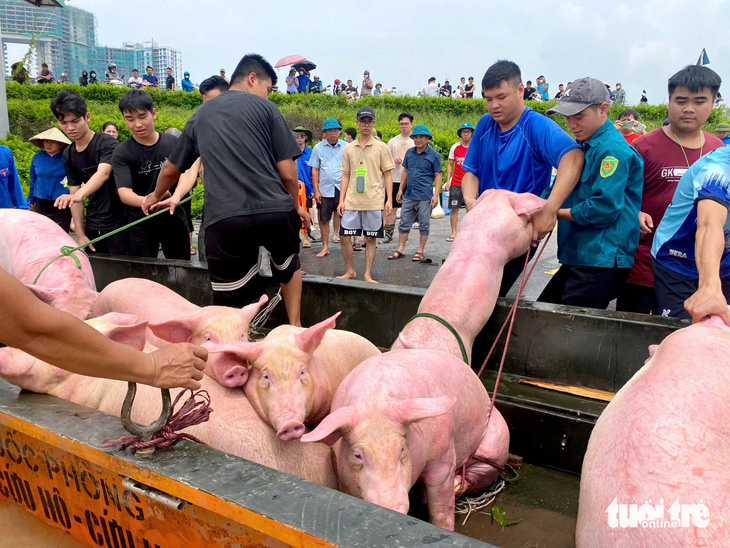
[395,312,469,364]
[477,232,553,416]
[33,189,203,285]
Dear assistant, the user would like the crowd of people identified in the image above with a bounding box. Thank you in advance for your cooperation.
[9,60,220,92]
[1,52,730,329]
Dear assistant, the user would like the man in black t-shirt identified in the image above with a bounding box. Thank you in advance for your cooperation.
[112,90,189,259]
[52,90,128,255]
[165,67,175,91]
[143,54,310,326]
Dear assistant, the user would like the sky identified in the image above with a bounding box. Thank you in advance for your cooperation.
[58,0,730,105]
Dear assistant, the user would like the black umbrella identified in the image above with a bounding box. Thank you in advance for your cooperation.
[293,60,316,72]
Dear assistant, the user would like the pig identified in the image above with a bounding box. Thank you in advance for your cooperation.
[576,315,730,547]
[390,189,547,363]
[302,350,507,530]
[0,209,97,319]
[0,314,338,489]
[91,278,267,385]
[303,190,544,530]
[208,313,381,441]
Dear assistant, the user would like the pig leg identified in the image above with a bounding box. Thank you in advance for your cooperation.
[454,409,509,496]
[421,450,458,531]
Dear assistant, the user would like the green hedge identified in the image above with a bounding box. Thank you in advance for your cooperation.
[3,87,728,220]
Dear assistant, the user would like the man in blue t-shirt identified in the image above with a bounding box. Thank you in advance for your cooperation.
[461,60,584,296]
[142,66,159,89]
[388,125,442,263]
[651,147,730,323]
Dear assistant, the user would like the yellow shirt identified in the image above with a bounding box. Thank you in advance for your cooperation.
[342,137,395,211]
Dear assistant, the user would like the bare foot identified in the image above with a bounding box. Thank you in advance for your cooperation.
[364,275,379,283]
[337,272,357,279]
[316,249,330,258]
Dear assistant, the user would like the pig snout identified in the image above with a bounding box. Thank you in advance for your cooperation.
[202,343,252,388]
[363,488,410,515]
[275,414,306,441]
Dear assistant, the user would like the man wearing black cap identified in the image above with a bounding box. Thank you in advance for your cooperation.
[537,77,644,309]
[337,106,394,283]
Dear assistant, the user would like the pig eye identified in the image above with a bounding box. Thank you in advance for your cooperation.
[203,333,212,342]
[262,372,269,380]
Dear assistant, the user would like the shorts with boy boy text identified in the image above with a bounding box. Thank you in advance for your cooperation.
[339,209,383,238]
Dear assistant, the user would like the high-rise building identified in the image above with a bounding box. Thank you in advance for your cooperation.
[0,0,182,85]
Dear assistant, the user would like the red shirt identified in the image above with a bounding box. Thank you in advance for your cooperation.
[623,132,641,144]
[448,142,469,186]
[626,129,724,287]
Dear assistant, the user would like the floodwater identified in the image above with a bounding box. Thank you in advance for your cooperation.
[454,463,580,548]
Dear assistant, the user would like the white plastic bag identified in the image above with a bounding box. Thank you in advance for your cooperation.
[431,203,445,219]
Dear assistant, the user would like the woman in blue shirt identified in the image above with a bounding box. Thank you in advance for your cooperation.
[28,128,72,232]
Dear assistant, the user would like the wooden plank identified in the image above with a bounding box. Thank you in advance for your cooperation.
[518,378,615,402]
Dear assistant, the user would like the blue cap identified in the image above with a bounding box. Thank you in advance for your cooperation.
[322,118,342,131]
[184,71,190,76]
[457,122,474,137]
[411,124,432,139]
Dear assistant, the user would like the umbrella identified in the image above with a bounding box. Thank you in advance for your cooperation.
[275,55,306,68]
[293,60,317,72]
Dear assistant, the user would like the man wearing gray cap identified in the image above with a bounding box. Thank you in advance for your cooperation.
[537,77,644,309]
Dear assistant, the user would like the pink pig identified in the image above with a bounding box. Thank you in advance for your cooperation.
[0,209,97,319]
[91,278,267,385]
[0,314,338,489]
[209,313,381,441]
[576,315,730,547]
[391,189,547,362]
[302,350,508,530]
[302,190,544,530]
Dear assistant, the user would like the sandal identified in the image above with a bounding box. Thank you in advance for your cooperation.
[353,243,362,251]
[412,252,424,262]
[446,236,455,242]
[388,250,406,260]
[302,240,311,248]
[333,237,341,244]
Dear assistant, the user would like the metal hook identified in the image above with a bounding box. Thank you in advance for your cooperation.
[120,383,171,456]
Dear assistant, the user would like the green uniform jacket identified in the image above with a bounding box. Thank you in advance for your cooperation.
[556,119,644,268]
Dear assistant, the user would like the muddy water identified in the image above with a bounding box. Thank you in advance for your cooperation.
[0,501,86,547]
[454,463,580,548]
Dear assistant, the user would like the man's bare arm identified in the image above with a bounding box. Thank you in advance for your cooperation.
[684,199,730,324]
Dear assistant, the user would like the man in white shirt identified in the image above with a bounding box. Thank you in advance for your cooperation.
[418,77,439,97]
[128,69,143,89]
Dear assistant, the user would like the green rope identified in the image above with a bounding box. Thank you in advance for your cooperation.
[33,190,202,285]
[392,312,469,364]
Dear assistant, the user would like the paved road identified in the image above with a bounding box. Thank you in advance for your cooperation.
[193,209,561,301]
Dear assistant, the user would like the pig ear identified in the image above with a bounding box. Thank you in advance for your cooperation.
[239,294,269,324]
[148,315,197,343]
[103,322,149,352]
[296,312,341,354]
[301,405,356,446]
[25,284,62,305]
[203,341,265,387]
[388,397,456,425]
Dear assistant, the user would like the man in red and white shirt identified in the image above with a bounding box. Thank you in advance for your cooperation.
[444,123,474,241]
